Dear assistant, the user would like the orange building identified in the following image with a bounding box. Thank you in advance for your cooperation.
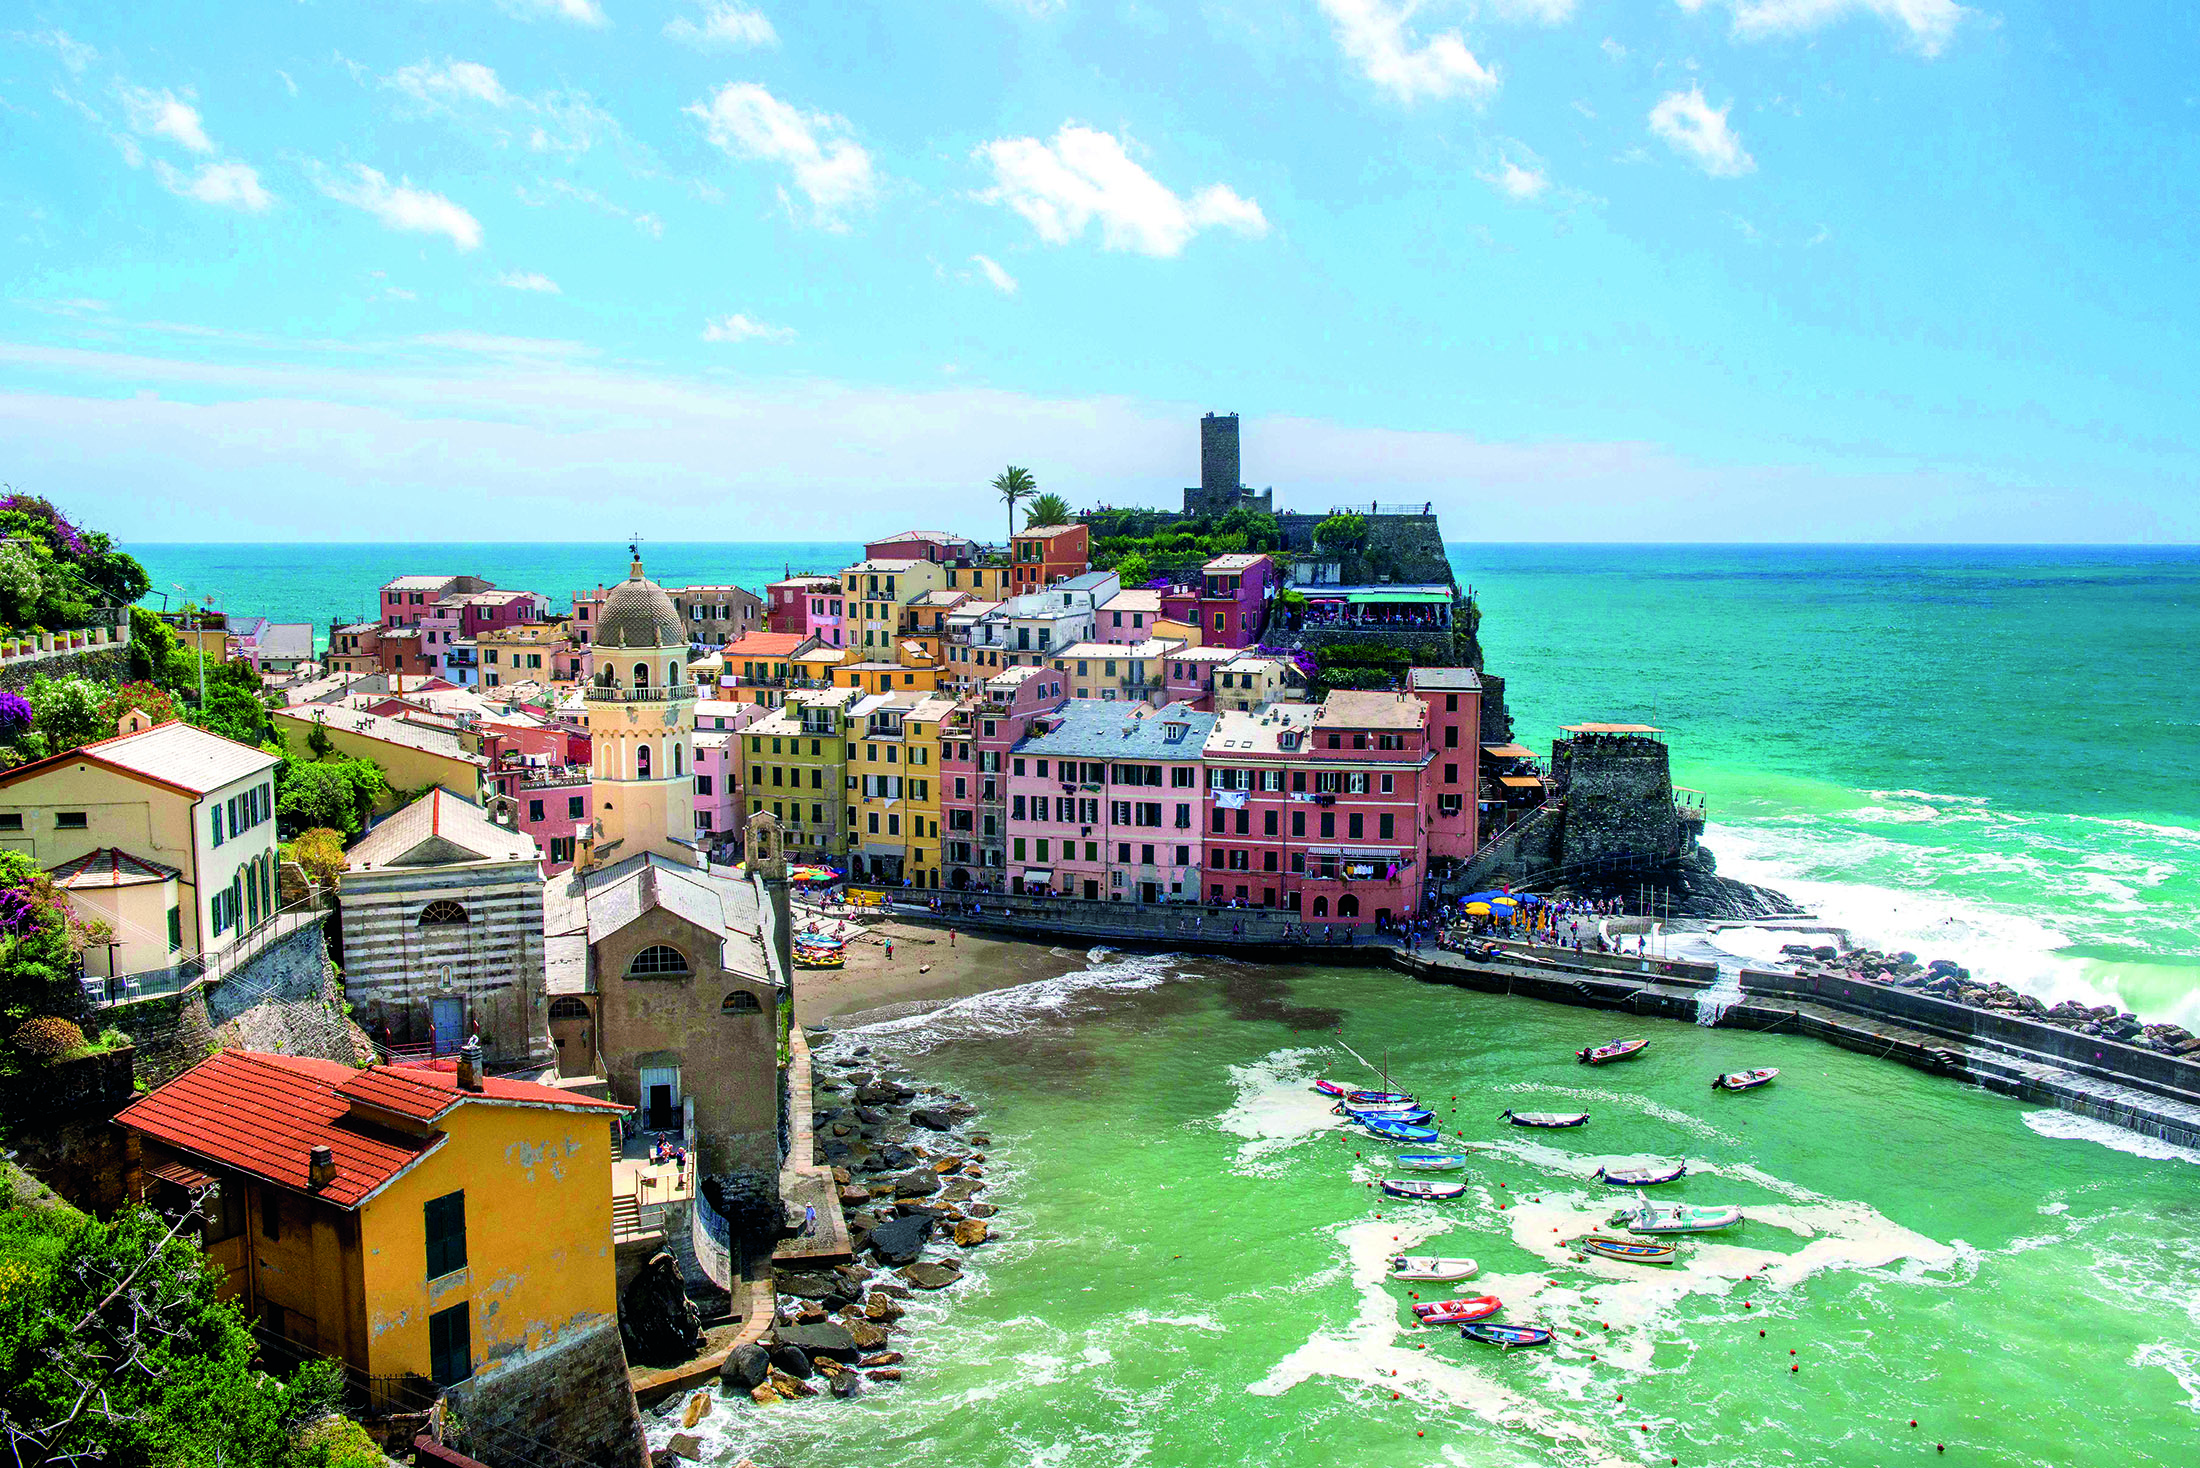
[1009,523,1090,593]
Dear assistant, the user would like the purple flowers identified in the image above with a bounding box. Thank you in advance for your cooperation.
[0,691,31,742]
[0,885,39,936]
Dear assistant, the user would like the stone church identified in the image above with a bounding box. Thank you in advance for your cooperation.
[540,552,788,1172]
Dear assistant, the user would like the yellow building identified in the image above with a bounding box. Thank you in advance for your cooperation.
[847,692,924,886]
[1049,638,1185,705]
[941,563,1013,599]
[116,1046,642,1465]
[900,694,955,889]
[838,558,950,658]
[477,623,577,686]
[744,686,859,858]
[830,659,940,696]
[270,706,487,814]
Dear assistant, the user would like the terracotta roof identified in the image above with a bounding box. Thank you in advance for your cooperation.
[115,1050,625,1211]
[48,847,183,889]
[1314,690,1426,729]
[1013,524,1085,541]
[726,632,811,657]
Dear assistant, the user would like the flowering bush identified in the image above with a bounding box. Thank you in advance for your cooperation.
[0,690,32,744]
[11,1015,86,1060]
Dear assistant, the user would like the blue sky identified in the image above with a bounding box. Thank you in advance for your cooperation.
[2,1,2195,542]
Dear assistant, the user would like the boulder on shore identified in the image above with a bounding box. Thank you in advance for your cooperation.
[909,1107,955,1131]
[721,1343,771,1391]
[899,1261,964,1291]
[867,1212,935,1265]
[772,1322,860,1363]
[953,1218,991,1248]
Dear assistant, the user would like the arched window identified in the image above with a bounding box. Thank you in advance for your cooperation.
[420,900,469,926]
[627,945,690,977]
[548,997,590,1020]
[633,662,651,688]
[673,743,683,776]
[1311,896,1328,917]
[720,991,762,1014]
[1338,894,1360,917]
[637,744,652,779]
[668,662,681,685]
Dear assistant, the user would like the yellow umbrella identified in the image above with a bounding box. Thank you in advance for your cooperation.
[1464,902,1492,916]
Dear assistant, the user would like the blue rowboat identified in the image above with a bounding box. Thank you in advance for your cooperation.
[1397,1153,1471,1171]
[1594,1161,1687,1187]
[1460,1323,1551,1348]
[1499,1109,1589,1129]
[1379,1177,1466,1201]
[1348,1091,1416,1105]
[1359,1118,1442,1144]
[1343,1105,1435,1125]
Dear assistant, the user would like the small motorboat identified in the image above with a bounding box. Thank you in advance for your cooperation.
[1460,1323,1551,1348]
[1593,1161,1687,1187]
[1413,1295,1501,1325]
[1379,1177,1467,1201]
[1348,1091,1416,1106]
[1390,1255,1478,1282]
[1613,1202,1744,1235]
[1577,1038,1649,1066]
[1713,1067,1780,1091]
[1576,1234,1678,1265]
[1359,1118,1442,1144]
[1397,1152,1471,1171]
[1499,1109,1589,1129]
[1313,1079,1353,1097]
[1342,1104,1435,1125]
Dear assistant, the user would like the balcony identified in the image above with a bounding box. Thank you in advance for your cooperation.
[585,683,695,703]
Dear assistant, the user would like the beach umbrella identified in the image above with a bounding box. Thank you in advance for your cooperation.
[1464,903,1493,916]
[1488,895,1521,910]
[1515,893,1544,907]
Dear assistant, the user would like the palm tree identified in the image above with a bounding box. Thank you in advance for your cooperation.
[993,466,1036,545]
[1024,492,1071,529]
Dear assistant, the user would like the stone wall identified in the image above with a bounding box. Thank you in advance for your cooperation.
[0,644,130,693]
[108,918,368,1087]
[446,1319,646,1468]
[1552,734,1688,869]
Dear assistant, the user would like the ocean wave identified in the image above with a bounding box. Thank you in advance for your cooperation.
[2020,1109,2200,1167]
[831,949,1185,1057]
[2133,1343,2200,1412]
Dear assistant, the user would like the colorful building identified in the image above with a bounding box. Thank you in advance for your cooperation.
[743,686,860,859]
[1199,702,1320,910]
[939,665,1068,890]
[669,584,764,649]
[1406,667,1482,860]
[1009,523,1091,593]
[1160,552,1273,649]
[766,575,842,644]
[863,530,981,564]
[1048,638,1182,705]
[1004,700,1213,902]
[1286,691,1433,925]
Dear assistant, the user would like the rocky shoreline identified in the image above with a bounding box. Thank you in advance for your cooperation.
[1781,943,2200,1057]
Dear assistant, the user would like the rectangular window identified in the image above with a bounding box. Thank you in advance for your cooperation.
[1263,810,1278,836]
[569,796,585,819]
[1012,838,1026,861]
[0,813,19,832]
[1036,838,1049,860]
[1320,813,1335,839]
[1291,811,1305,836]
[429,1303,472,1388]
[529,799,545,822]
[1380,774,1394,794]
[260,1185,281,1241]
[1445,725,1459,747]
[210,805,224,846]
[56,811,88,830]
[697,775,713,795]
[1348,814,1364,839]
[425,1191,467,1277]
[1117,843,1132,863]
[1379,814,1396,840]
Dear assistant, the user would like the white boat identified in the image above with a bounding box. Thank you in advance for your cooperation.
[1397,1152,1471,1171]
[1611,1202,1744,1235]
[1390,1255,1478,1282]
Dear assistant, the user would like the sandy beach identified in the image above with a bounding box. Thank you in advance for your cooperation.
[788,906,1092,1026]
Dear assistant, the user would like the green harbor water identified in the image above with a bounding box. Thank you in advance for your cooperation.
[664,954,2200,1467]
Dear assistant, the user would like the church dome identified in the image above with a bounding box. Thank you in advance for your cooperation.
[596,557,684,650]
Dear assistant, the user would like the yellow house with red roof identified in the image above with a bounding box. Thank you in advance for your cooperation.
[115,1045,643,1466]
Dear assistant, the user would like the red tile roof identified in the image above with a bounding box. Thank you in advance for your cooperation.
[115,1051,624,1210]
[48,847,183,889]
[725,632,811,657]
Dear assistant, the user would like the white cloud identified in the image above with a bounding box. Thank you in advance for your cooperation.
[278,70,299,98]
[1479,154,1548,201]
[971,254,1018,293]
[1316,0,1499,106]
[496,0,608,25]
[664,2,778,48]
[1486,0,1577,21]
[497,270,562,293]
[154,159,273,212]
[1600,36,1628,60]
[1685,0,1969,57]
[687,83,876,227]
[1649,86,1755,177]
[310,163,484,250]
[387,58,513,108]
[120,86,214,153]
[27,29,98,75]
[975,124,1267,258]
[702,313,795,344]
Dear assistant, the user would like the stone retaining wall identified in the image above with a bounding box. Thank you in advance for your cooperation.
[445,1319,645,1468]
[0,644,129,692]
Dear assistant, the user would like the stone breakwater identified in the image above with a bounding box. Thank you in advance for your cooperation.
[1782,943,2200,1057]
[709,1030,994,1430]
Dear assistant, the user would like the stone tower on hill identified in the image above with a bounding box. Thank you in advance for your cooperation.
[577,551,698,870]
[1184,412,1274,518]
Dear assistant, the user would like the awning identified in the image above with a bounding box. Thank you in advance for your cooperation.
[1021,868,1055,883]
[1481,743,1535,759]
[1499,775,1545,789]
[1306,589,1452,606]
[147,1159,219,1191]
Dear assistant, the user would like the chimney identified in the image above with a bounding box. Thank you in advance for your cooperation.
[456,1035,484,1091]
[307,1144,337,1190]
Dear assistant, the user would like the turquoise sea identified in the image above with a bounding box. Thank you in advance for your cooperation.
[132,541,2200,1028]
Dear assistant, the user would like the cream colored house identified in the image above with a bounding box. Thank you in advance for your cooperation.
[0,720,281,974]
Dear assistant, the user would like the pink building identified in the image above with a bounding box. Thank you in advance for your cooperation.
[1406,668,1481,861]
[1283,691,1432,927]
[1004,700,1213,902]
[516,774,589,875]
[1164,647,1236,710]
[1095,588,1164,644]
[767,575,844,646]
[694,731,741,852]
[940,665,1067,891]
[1200,702,1319,909]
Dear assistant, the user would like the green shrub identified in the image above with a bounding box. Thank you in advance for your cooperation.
[12,1016,85,1061]
[292,1415,383,1468]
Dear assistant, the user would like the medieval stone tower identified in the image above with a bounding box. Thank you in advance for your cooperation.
[580,551,697,868]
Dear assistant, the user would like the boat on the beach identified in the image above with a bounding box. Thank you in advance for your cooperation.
[1577,1038,1649,1066]
[1593,1161,1687,1187]
[1413,1295,1502,1325]
[1348,1090,1416,1105]
[1313,1079,1353,1097]
[1612,1202,1744,1234]
[1713,1068,1780,1091]
[1358,1117,1442,1143]
[1379,1177,1467,1201]
[1390,1255,1478,1281]
[1397,1152,1472,1171]
[1459,1323,1552,1348]
[1576,1234,1679,1264]
[1499,1109,1589,1128]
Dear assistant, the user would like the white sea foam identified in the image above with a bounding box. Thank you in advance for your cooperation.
[1214,1047,1352,1176]
[2020,1109,2200,1166]
[1491,1082,1744,1147]
[2133,1343,2200,1412]
[829,948,1183,1057]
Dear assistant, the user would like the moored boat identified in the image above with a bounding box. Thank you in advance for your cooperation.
[1499,1109,1589,1128]
[1413,1295,1502,1325]
[1359,1118,1442,1144]
[1313,1079,1353,1097]
[1397,1152,1471,1171]
[1612,1202,1744,1234]
[1342,1104,1435,1125]
[1379,1177,1467,1201]
[1593,1160,1687,1187]
[1348,1091,1416,1105]
[1460,1322,1551,1348]
[1576,1234,1679,1264]
[1713,1067,1780,1091]
[1390,1255,1478,1281]
[1577,1037,1649,1066]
